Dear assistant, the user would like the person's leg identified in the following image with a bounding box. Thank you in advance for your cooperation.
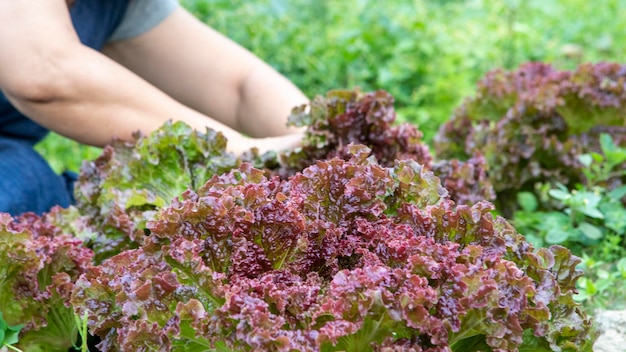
[0,138,72,215]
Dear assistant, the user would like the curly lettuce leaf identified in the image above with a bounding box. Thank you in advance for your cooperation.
[75,121,240,262]
[0,210,93,351]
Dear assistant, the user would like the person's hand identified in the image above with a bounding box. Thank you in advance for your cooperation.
[245,130,305,155]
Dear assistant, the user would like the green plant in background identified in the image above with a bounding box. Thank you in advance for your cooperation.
[515,183,626,249]
[576,255,626,310]
[579,134,626,187]
[34,134,101,174]
[513,134,626,310]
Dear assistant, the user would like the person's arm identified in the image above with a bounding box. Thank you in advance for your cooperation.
[103,6,309,139]
[0,1,306,155]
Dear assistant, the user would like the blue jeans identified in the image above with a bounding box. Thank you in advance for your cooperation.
[0,138,76,215]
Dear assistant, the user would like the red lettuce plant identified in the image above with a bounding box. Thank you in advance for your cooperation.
[275,89,433,173]
[435,62,626,215]
[0,208,93,351]
[270,89,494,205]
[71,146,595,351]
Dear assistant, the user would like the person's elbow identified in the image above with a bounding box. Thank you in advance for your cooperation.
[2,56,75,108]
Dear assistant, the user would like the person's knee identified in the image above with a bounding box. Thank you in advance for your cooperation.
[0,139,72,215]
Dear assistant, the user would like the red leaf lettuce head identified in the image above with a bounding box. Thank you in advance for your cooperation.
[272,89,433,177]
[435,62,626,215]
[71,147,596,351]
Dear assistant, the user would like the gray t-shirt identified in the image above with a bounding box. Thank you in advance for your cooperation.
[109,0,179,42]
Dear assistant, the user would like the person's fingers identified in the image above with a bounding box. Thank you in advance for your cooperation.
[279,131,305,150]
[249,132,305,155]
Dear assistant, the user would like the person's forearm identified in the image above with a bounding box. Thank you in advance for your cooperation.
[236,60,309,137]
[4,45,257,153]
[101,9,309,139]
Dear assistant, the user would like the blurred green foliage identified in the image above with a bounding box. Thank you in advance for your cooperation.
[37,0,626,172]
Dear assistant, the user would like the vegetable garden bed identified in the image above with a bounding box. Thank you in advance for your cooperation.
[6,62,626,351]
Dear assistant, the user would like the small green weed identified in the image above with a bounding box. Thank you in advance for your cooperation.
[514,134,626,309]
